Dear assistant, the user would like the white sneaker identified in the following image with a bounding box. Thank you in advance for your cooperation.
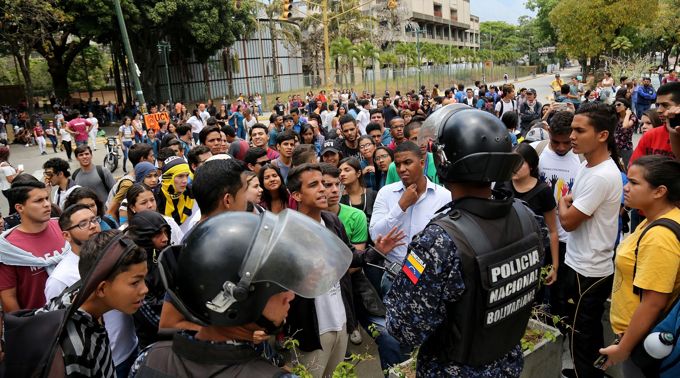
[350,329,363,345]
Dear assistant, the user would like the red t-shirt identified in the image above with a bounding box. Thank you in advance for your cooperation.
[630,126,676,164]
[0,219,65,310]
[34,126,44,137]
[67,117,92,142]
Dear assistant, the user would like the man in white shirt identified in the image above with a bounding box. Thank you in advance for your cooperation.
[495,84,517,119]
[43,158,80,210]
[355,99,371,135]
[370,141,451,295]
[86,111,99,151]
[198,103,210,125]
[557,103,622,377]
[45,205,139,377]
[531,111,582,324]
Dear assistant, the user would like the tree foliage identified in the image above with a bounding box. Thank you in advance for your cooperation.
[549,0,658,63]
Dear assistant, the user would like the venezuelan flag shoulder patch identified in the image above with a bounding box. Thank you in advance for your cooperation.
[402,252,426,285]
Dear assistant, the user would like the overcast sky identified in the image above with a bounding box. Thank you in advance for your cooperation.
[470,0,536,25]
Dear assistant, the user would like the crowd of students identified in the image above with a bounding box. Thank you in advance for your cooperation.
[1,77,680,378]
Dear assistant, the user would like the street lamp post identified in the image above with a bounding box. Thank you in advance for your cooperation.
[408,23,425,90]
[113,0,145,108]
[157,41,172,104]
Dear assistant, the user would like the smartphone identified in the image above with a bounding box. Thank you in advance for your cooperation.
[17,164,24,171]
[554,102,568,111]
[593,338,620,370]
[670,114,680,128]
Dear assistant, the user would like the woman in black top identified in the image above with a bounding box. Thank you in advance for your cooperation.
[338,157,377,224]
[498,143,559,285]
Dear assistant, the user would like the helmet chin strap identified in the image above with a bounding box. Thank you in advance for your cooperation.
[255,314,285,335]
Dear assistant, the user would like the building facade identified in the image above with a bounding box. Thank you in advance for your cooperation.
[368,0,480,49]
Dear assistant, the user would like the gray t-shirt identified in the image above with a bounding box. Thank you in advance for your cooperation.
[73,165,116,204]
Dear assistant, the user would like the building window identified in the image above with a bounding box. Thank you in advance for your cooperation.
[450,8,457,22]
[434,3,442,18]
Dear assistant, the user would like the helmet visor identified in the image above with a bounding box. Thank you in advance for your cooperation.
[241,209,352,298]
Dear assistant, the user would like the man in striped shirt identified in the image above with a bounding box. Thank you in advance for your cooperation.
[41,231,148,377]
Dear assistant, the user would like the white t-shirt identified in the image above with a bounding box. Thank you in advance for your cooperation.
[0,163,16,191]
[495,99,517,118]
[119,125,134,142]
[187,116,204,134]
[60,126,72,142]
[86,117,99,132]
[356,108,370,135]
[315,281,346,334]
[44,251,138,365]
[565,159,622,277]
[314,219,346,335]
[533,142,582,243]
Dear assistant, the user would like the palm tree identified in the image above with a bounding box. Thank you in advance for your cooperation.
[331,37,356,86]
[355,42,379,90]
[378,50,397,92]
[261,0,303,92]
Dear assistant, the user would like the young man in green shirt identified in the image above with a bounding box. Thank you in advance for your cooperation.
[385,118,439,186]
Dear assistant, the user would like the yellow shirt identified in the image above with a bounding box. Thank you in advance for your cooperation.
[550,79,564,92]
[610,207,680,334]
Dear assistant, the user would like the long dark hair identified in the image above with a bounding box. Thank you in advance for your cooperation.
[126,184,155,220]
[258,164,289,208]
[338,157,365,188]
[514,143,540,178]
[64,187,104,217]
[575,102,624,172]
[630,155,680,203]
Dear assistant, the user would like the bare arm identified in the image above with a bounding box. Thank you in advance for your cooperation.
[0,288,19,313]
[600,290,670,368]
[558,194,592,232]
[543,208,560,285]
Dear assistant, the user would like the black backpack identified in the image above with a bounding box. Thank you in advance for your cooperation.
[1,234,135,377]
[72,165,112,193]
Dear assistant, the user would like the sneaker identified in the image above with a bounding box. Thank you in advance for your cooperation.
[349,328,363,345]
[41,151,47,155]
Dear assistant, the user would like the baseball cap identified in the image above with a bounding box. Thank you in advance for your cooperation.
[525,127,550,142]
[526,88,537,95]
[321,140,340,156]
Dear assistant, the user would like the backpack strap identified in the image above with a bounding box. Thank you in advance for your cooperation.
[72,168,81,181]
[519,182,550,205]
[633,218,680,299]
[95,165,111,193]
[535,140,549,156]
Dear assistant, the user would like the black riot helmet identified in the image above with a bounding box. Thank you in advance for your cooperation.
[158,210,352,327]
[418,103,522,183]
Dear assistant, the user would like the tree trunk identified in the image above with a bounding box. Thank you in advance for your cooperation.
[49,64,70,104]
[111,42,124,105]
[202,62,211,101]
[269,20,281,93]
[15,49,34,115]
[674,48,680,71]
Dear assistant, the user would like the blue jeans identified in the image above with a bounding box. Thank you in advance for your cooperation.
[380,271,394,297]
[115,348,138,378]
[47,135,58,152]
[122,140,133,171]
[358,314,411,372]
[636,103,651,120]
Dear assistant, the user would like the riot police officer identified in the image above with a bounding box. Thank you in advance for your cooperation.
[385,104,545,376]
[130,209,352,377]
